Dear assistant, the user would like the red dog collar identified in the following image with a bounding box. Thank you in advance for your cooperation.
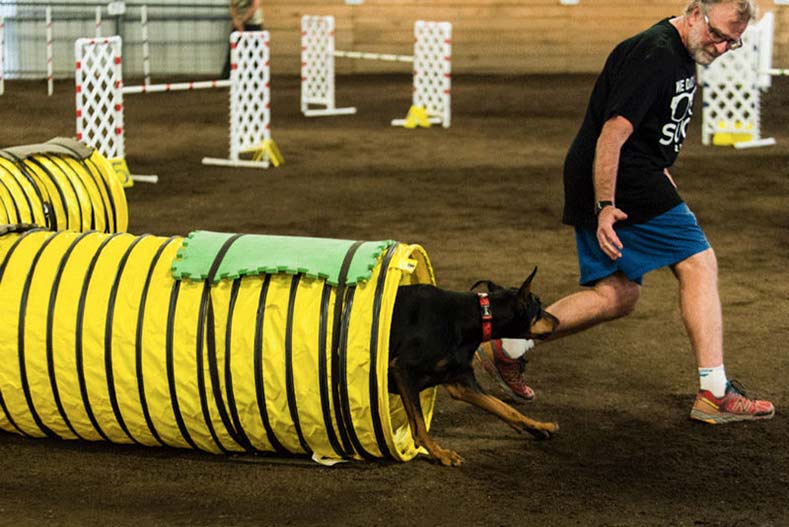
[478,293,493,342]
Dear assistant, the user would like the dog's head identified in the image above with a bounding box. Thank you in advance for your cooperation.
[472,267,559,340]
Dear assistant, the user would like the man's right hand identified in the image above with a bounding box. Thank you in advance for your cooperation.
[596,206,628,260]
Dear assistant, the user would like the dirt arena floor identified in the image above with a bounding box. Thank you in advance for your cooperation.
[0,73,787,526]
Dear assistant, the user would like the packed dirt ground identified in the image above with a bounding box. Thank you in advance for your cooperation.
[0,73,787,526]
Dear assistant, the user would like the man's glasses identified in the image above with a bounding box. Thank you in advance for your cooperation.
[703,13,743,50]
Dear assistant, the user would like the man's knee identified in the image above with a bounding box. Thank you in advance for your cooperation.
[673,248,718,281]
[596,273,640,319]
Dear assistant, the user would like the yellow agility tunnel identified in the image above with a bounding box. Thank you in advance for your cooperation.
[0,227,437,463]
[0,138,128,233]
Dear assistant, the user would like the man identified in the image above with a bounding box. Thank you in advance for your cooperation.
[482,0,775,423]
[221,0,264,79]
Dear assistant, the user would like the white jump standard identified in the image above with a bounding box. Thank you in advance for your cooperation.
[75,31,282,184]
[300,16,452,128]
[701,12,784,149]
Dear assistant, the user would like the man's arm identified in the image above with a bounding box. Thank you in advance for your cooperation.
[594,115,633,260]
[236,0,261,26]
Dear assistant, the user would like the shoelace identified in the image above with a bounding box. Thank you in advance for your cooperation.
[727,379,749,397]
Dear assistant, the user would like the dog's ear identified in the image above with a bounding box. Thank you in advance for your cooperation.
[470,280,504,292]
[517,266,538,299]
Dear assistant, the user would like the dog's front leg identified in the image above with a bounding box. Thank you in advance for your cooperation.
[389,359,463,466]
[445,383,558,440]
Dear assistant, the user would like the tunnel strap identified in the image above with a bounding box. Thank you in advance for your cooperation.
[171,230,395,286]
[0,137,93,162]
[0,224,41,236]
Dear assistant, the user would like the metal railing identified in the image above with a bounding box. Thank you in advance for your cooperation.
[1,1,232,93]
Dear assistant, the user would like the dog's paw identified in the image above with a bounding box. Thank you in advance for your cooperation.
[431,447,463,467]
[525,422,559,440]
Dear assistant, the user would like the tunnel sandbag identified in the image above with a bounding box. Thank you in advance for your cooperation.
[0,138,128,233]
[0,229,436,463]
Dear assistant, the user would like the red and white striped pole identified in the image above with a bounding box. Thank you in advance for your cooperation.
[141,5,150,86]
[95,6,102,37]
[0,17,5,96]
[46,6,53,96]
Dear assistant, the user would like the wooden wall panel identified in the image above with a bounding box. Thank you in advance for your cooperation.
[262,0,787,74]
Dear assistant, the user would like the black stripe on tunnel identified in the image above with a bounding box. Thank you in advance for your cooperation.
[224,279,256,452]
[1,160,37,225]
[286,274,311,455]
[5,152,51,228]
[196,282,229,453]
[338,286,378,461]
[47,230,96,441]
[18,230,64,438]
[55,152,97,231]
[204,234,247,451]
[330,241,364,457]
[135,236,179,447]
[166,280,200,450]
[27,157,68,231]
[368,243,399,459]
[318,281,344,457]
[104,234,148,445]
[76,232,124,442]
[41,154,85,231]
[254,274,289,454]
[0,175,23,224]
[53,144,110,233]
[0,227,47,436]
[75,154,116,234]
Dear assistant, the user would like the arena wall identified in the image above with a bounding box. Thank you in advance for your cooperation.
[1,0,785,78]
[262,0,786,74]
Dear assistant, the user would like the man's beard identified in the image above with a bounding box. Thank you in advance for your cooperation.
[690,46,718,66]
[687,26,721,66]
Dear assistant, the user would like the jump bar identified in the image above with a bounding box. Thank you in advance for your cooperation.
[334,50,414,63]
[201,157,271,169]
[123,79,231,94]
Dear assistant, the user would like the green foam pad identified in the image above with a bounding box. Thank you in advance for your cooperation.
[171,231,397,286]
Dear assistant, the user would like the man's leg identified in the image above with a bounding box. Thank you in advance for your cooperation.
[672,248,774,423]
[671,248,722,369]
[543,271,641,341]
[486,272,640,399]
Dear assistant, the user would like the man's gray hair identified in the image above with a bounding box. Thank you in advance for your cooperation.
[684,0,756,22]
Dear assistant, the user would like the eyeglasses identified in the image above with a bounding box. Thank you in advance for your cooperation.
[703,13,743,50]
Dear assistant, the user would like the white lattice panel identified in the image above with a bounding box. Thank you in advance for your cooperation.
[413,21,452,127]
[301,16,336,112]
[229,30,271,161]
[701,25,761,145]
[75,36,124,160]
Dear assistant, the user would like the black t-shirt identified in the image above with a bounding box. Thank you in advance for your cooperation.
[562,18,696,228]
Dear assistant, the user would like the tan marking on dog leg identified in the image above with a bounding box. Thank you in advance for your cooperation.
[390,363,463,466]
[445,384,558,439]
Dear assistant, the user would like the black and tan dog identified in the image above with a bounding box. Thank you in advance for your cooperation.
[388,268,560,466]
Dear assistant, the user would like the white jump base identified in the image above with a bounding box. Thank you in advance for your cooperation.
[303,107,358,117]
[75,31,280,184]
[301,15,452,128]
[201,158,271,169]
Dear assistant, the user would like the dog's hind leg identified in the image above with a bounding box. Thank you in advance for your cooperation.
[445,382,559,440]
[389,359,463,466]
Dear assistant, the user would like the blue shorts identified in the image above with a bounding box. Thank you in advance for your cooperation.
[575,203,710,286]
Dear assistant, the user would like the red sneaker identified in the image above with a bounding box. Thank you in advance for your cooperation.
[690,380,775,424]
[475,339,535,401]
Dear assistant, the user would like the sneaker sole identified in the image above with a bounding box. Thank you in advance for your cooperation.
[473,348,535,402]
[690,407,776,424]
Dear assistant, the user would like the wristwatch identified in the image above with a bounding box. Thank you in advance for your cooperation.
[595,200,614,216]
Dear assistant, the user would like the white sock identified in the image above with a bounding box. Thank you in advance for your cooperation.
[499,338,535,360]
[698,365,728,398]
